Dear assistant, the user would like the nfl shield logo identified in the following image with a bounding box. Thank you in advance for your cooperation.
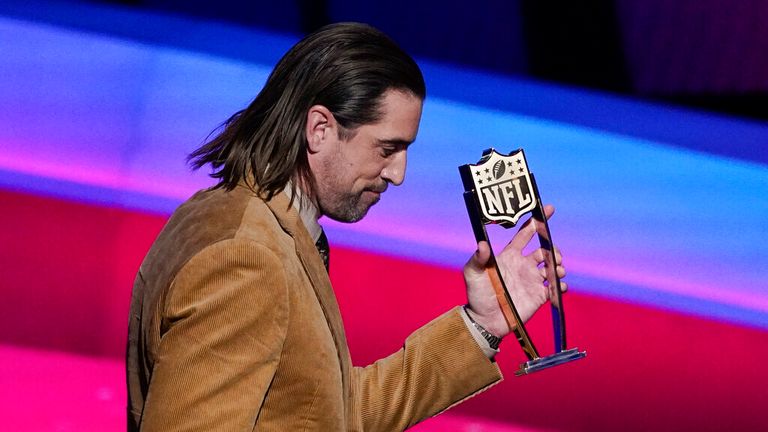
[461,148,537,227]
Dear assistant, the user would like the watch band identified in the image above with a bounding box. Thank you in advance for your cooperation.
[463,306,502,350]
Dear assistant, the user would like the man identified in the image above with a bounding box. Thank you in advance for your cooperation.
[127,22,565,431]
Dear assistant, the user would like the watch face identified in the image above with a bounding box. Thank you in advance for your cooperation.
[487,334,501,349]
[464,306,501,349]
[479,325,501,348]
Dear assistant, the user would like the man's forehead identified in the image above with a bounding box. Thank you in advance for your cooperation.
[373,91,423,141]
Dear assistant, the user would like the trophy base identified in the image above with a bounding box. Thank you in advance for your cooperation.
[515,348,586,376]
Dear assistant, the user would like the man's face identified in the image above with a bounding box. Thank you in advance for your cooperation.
[309,90,423,223]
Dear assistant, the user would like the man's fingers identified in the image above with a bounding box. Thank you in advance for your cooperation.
[538,260,566,280]
[538,265,566,278]
[508,205,556,252]
[527,247,546,264]
[466,241,492,273]
[527,247,563,267]
[508,218,538,251]
[557,265,566,278]
[541,204,555,220]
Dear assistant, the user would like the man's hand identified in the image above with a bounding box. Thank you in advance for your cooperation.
[463,205,566,338]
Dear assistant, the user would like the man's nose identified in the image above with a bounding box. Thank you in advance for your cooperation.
[381,151,407,186]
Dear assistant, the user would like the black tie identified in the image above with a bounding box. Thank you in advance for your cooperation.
[315,229,330,271]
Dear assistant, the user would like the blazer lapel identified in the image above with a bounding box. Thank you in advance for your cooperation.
[264,193,352,386]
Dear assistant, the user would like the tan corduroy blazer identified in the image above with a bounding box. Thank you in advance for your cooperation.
[127,186,502,431]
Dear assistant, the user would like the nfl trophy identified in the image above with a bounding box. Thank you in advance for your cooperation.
[459,148,586,375]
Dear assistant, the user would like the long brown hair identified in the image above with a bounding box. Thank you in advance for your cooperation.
[188,22,426,202]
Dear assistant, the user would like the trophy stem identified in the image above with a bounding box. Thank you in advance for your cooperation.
[529,173,568,353]
[486,254,540,361]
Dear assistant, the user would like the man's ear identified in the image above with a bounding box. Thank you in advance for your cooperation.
[305,105,337,153]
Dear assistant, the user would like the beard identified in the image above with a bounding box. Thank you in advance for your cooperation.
[314,161,386,223]
[317,186,383,223]
[312,145,389,223]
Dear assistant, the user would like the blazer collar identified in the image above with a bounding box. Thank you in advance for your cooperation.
[285,182,322,244]
[263,192,351,383]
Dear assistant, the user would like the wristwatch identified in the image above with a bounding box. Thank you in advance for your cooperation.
[463,306,502,350]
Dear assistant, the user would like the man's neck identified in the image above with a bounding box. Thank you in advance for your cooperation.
[286,182,322,243]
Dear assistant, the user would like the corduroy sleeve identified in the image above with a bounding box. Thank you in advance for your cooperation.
[350,306,503,431]
[139,239,289,431]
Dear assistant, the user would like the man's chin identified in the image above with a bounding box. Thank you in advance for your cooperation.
[319,191,383,223]
[325,201,376,224]
[367,192,382,206]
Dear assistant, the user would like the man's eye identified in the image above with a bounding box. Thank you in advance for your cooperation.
[380,147,397,157]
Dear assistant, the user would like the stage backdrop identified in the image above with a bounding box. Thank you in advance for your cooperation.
[1,1,767,431]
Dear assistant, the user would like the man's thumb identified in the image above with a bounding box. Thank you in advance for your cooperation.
[466,241,491,272]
